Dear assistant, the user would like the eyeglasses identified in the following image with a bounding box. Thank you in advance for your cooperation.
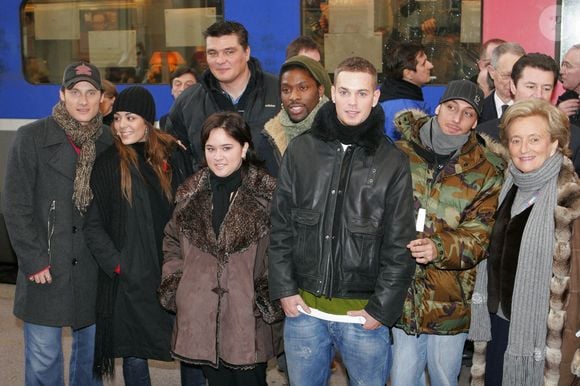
[561,61,580,70]
[495,71,512,80]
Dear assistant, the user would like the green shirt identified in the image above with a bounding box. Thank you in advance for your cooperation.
[299,289,368,315]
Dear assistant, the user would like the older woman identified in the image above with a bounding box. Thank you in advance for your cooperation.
[160,112,282,386]
[470,99,580,386]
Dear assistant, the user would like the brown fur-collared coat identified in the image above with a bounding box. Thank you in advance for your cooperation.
[471,136,580,385]
[161,165,281,368]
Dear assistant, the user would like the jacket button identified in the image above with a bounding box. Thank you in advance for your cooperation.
[72,258,78,265]
[331,189,336,194]
[72,226,77,233]
[325,235,330,240]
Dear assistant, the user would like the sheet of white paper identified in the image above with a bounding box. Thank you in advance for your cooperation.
[416,208,426,233]
[297,305,366,324]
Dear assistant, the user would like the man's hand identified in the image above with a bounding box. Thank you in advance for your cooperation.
[29,267,52,284]
[347,309,382,330]
[407,238,437,264]
[280,294,310,317]
[558,99,580,117]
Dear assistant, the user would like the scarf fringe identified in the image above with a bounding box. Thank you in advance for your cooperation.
[93,272,119,379]
[502,354,544,386]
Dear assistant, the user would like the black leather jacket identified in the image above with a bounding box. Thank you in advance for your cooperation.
[268,103,416,327]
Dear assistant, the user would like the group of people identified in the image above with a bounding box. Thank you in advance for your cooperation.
[2,18,579,386]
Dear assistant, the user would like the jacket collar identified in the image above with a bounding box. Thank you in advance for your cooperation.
[309,101,386,154]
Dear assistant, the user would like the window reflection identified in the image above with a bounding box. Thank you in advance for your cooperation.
[301,0,482,85]
[21,1,223,85]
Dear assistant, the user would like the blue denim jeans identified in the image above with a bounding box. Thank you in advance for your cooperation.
[284,313,391,386]
[122,357,151,386]
[24,322,102,386]
[391,327,467,386]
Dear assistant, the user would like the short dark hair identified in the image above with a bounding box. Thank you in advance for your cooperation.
[511,53,559,87]
[383,42,425,80]
[203,21,249,50]
[335,56,377,88]
[200,112,263,167]
[286,36,321,59]
[170,66,198,84]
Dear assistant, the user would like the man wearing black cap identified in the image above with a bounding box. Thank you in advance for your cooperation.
[2,61,112,386]
[390,80,504,385]
[165,20,279,176]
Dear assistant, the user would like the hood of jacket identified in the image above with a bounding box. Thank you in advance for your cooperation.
[379,77,424,103]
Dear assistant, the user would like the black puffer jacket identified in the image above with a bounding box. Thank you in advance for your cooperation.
[165,57,280,175]
[268,102,416,327]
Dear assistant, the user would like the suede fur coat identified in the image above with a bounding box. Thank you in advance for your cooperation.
[161,165,280,368]
[471,136,580,386]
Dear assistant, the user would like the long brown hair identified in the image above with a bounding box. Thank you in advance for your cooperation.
[113,121,177,204]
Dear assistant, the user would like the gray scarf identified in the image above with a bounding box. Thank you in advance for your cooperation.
[279,96,328,141]
[52,101,103,214]
[469,152,563,386]
[419,117,470,156]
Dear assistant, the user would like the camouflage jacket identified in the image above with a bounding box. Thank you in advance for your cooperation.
[394,110,504,335]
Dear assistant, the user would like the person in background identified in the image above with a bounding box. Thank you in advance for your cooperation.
[390,80,503,386]
[159,66,198,129]
[161,111,281,386]
[379,41,434,141]
[2,61,112,386]
[100,79,117,127]
[285,36,323,62]
[85,86,190,385]
[469,99,580,386]
[558,44,580,126]
[263,55,331,164]
[268,56,416,386]
[477,53,580,175]
[165,20,280,176]
[473,38,506,97]
[479,42,526,123]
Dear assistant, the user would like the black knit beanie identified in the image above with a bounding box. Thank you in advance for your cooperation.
[113,86,156,125]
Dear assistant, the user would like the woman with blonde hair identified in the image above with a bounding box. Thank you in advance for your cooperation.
[469,99,580,385]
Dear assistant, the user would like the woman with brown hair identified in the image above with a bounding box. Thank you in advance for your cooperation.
[160,111,282,386]
[85,86,190,385]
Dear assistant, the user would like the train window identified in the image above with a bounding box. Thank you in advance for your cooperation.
[302,0,482,84]
[21,1,223,85]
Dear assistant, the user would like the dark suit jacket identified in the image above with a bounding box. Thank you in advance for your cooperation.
[479,91,499,124]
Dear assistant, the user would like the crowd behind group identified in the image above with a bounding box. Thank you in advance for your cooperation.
[2,19,579,386]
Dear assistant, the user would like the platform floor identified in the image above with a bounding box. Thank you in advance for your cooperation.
[0,283,470,385]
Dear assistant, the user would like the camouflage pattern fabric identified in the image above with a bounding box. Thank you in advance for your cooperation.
[393,110,504,335]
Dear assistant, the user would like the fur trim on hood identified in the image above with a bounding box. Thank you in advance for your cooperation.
[174,165,276,262]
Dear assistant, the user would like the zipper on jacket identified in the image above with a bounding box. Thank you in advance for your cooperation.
[323,145,354,298]
[47,200,56,267]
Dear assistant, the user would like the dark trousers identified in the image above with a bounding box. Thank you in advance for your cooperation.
[485,313,510,386]
[201,363,267,386]
[181,362,207,386]
[123,357,151,386]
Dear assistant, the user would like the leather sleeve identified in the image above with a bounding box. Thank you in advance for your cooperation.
[268,147,299,301]
[365,152,416,327]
